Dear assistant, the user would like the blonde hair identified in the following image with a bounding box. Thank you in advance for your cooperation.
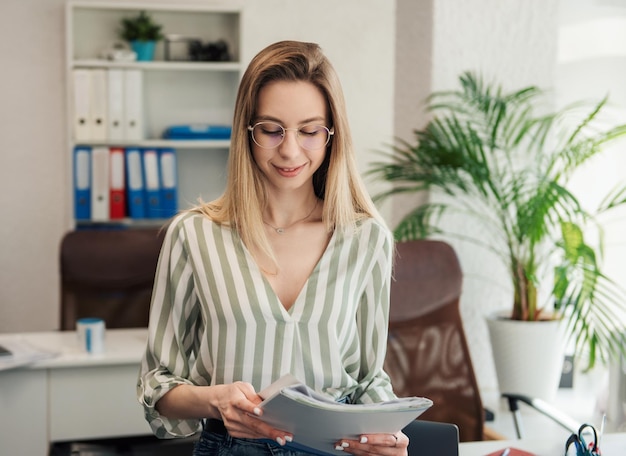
[194,40,385,261]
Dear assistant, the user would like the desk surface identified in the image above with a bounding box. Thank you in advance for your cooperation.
[0,328,148,369]
[459,432,625,455]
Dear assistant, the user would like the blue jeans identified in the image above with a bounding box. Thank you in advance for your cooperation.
[192,428,316,455]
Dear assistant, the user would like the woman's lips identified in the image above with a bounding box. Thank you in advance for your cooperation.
[274,164,305,177]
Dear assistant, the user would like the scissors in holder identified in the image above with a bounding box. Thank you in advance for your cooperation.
[565,423,600,456]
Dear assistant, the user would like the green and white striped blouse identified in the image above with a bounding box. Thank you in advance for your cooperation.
[137,211,396,438]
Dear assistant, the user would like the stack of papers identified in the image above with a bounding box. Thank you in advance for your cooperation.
[257,374,433,455]
[0,337,58,371]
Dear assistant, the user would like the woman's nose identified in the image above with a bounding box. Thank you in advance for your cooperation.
[277,129,301,155]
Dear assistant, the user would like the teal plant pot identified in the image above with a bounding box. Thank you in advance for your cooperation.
[130,40,156,61]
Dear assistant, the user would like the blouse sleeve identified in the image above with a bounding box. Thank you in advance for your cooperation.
[136,214,204,438]
[352,223,397,404]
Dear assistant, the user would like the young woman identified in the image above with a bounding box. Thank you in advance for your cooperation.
[138,40,408,456]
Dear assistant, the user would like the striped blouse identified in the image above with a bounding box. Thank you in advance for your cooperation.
[137,211,396,438]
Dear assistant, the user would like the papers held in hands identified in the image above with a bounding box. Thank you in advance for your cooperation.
[257,374,433,456]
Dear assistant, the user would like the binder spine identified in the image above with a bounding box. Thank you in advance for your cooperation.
[73,146,91,220]
[125,147,146,219]
[109,147,126,219]
[142,149,161,219]
[107,69,125,141]
[90,146,110,221]
[159,148,178,218]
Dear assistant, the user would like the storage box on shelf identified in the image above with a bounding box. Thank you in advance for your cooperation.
[66,2,242,227]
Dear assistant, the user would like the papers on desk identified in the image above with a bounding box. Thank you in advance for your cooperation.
[485,448,536,456]
[257,374,433,455]
[0,336,58,371]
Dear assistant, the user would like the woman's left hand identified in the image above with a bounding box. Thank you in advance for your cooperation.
[334,431,408,455]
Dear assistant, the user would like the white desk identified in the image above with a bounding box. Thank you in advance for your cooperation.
[459,432,626,455]
[0,329,151,455]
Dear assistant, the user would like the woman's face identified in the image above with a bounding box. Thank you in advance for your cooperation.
[250,80,329,194]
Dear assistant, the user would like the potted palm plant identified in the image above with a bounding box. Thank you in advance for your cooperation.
[369,71,626,399]
[118,10,164,61]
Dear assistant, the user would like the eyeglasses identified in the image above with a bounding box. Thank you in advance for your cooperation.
[248,121,334,151]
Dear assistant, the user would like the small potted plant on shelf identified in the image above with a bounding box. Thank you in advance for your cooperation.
[368,71,626,399]
[118,10,164,61]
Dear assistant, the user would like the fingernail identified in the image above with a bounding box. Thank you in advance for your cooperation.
[253,407,261,416]
[285,435,293,443]
[276,437,285,446]
[360,436,368,444]
[341,442,349,448]
[334,445,344,451]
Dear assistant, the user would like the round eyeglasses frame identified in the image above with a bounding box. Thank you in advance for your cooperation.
[248,121,334,151]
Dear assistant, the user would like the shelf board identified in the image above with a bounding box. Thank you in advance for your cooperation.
[72,59,241,72]
[69,1,241,14]
[73,139,231,149]
[75,218,171,228]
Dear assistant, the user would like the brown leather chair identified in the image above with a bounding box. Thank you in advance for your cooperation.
[384,239,485,442]
[59,228,165,330]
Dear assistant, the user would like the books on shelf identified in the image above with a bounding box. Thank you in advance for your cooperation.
[73,146,178,223]
[257,374,433,456]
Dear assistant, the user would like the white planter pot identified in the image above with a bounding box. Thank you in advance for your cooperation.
[607,351,626,432]
[486,312,566,402]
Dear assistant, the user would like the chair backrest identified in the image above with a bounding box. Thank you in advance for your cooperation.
[384,239,484,442]
[59,228,164,330]
[402,420,459,456]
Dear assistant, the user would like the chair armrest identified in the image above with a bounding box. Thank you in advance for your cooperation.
[502,392,580,438]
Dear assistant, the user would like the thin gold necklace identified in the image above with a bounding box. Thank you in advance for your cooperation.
[263,200,319,234]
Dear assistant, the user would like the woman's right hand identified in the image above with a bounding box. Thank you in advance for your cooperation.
[209,381,294,445]
[156,381,293,446]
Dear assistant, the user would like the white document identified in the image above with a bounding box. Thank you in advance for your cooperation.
[257,374,433,455]
[90,146,110,221]
[72,69,92,141]
[0,336,57,371]
[89,69,108,141]
[107,69,125,141]
[123,69,144,140]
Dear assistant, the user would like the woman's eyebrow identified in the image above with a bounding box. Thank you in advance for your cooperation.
[254,115,327,125]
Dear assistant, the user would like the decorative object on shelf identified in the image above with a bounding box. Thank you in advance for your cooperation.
[162,124,232,140]
[163,34,198,61]
[118,10,164,61]
[188,39,231,62]
[368,71,626,397]
[99,41,137,62]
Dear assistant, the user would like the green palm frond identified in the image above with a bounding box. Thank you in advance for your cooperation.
[368,70,626,369]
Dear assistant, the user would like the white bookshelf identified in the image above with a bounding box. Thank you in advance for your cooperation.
[65,1,242,226]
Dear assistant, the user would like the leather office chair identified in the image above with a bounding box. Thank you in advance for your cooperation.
[384,239,485,442]
[403,420,459,456]
[59,228,165,330]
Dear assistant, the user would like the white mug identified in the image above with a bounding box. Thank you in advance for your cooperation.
[76,318,106,354]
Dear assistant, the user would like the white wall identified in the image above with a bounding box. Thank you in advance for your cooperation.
[557,0,626,307]
[0,0,395,332]
[394,0,561,395]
